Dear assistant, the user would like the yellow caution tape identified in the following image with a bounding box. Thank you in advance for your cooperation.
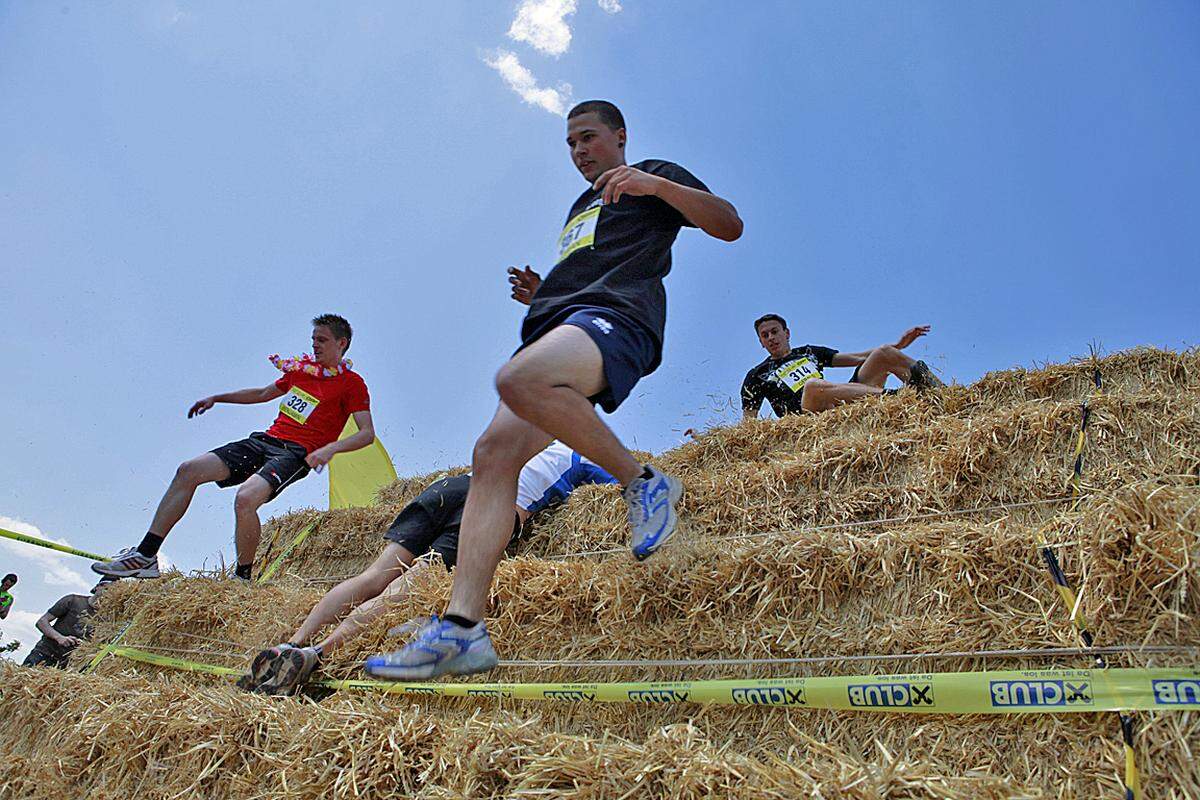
[0,526,108,562]
[257,522,316,584]
[107,646,1200,713]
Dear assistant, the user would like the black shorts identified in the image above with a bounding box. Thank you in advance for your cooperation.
[211,432,310,500]
[517,305,658,413]
[23,643,69,669]
[382,474,521,570]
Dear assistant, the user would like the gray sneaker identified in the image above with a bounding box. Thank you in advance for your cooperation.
[91,547,160,579]
[626,466,684,561]
[258,646,321,696]
[908,360,945,390]
[364,615,498,680]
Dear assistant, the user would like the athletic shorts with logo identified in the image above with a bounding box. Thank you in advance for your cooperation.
[211,432,310,500]
[382,474,521,569]
[516,305,658,413]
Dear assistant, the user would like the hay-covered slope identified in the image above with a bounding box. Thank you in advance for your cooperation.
[3,348,1198,799]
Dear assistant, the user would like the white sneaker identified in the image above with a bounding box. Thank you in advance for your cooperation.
[91,547,161,579]
[626,466,684,561]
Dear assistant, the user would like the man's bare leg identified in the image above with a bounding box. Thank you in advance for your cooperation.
[93,452,231,578]
[853,345,915,388]
[315,559,432,655]
[446,404,553,622]
[801,379,883,412]
[448,324,649,622]
[233,476,274,568]
[148,453,230,537]
[496,324,643,485]
[287,544,414,647]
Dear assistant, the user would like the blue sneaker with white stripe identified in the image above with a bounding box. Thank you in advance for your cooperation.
[626,465,683,560]
[364,615,498,680]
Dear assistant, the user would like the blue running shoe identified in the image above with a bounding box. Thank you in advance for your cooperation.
[364,615,498,680]
[626,465,684,561]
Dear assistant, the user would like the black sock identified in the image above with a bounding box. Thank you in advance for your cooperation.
[137,532,165,558]
[444,613,477,629]
[641,466,655,480]
[235,564,253,580]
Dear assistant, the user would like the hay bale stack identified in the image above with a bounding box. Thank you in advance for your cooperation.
[4,347,1199,798]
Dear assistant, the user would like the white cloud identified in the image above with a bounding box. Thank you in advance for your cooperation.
[2,610,43,658]
[0,517,93,591]
[508,0,577,57]
[597,0,622,13]
[484,50,573,116]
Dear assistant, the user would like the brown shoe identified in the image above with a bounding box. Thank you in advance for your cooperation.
[259,646,321,696]
[908,360,945,390]
[238,643,294,693]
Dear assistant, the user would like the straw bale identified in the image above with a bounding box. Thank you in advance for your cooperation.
[9,347,1199,798]
[2,665,1197,799]
[257,348,1200,573]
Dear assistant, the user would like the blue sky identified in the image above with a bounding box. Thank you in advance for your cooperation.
[1,1,1197,661]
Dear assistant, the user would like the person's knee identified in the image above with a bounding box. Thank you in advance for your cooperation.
[874,345,904,364]
[234,484,268,515]
[801,380,833,412]
[472,426,527,475]
[495,362,540,416]
[175,457,210,486]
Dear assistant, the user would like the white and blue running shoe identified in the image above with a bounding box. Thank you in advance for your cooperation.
[626,465,683,561]
[364,615,498,680]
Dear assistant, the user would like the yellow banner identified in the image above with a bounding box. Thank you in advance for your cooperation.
[0,526,107,562]
[329,416,397,510]
[256,522,315,584]
[107,647,1200,713]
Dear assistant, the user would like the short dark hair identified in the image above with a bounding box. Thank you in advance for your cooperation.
[568,100,625,132]
[312,314,353,353]
[754,314,788,333]
[2,574,16,584]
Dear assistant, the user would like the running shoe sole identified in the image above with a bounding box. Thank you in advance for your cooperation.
[90,562,161,579]
[263,648,319,696]
[631,477,684,561]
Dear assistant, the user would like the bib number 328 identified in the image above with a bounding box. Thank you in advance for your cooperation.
[280,386,320,424]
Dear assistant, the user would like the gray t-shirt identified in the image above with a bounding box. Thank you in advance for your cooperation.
[37,594,93,656]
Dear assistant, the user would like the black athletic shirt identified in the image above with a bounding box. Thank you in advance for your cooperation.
[741,345,839,417]
[520,159,711,370]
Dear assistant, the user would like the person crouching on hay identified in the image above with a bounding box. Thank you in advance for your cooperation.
[241,441,616,695]
[741,314,944,419]
[22,577,116,668]
[92,314,375,582]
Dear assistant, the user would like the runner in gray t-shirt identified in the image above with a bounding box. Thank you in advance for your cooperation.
[22,580,114,668]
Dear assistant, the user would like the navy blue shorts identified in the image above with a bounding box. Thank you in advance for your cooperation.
[518,306,658,413]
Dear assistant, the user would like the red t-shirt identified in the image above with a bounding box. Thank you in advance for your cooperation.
[265,369,371,453]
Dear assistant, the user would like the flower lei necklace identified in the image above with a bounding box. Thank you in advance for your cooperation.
[269,353,353,378]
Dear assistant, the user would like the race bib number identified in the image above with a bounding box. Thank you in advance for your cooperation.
[772,358,821,393]
[555,206,600,263]
[279,386,320,424]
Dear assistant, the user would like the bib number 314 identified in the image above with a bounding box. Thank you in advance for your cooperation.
[773,358,820,394]
[279,386,320,424]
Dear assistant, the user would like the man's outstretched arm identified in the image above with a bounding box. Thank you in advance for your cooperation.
[305,410,376,470]
[593,166,743,242]
[831,325,932,367]
[188,383,285,418]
